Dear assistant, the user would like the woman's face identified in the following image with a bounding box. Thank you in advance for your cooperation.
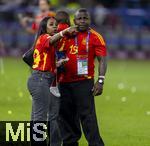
[46,18,57,35]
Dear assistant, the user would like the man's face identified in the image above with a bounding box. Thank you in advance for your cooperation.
[74,11,90,32]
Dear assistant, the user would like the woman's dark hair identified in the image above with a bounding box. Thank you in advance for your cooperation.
[55,10,70,25]
[37,16,50,37]
[33,16,55,48]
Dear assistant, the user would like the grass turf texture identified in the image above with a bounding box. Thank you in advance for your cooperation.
[0,57,150,146]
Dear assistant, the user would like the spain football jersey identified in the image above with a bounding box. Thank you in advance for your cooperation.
[60,28,107,83]
[32,34,56,73]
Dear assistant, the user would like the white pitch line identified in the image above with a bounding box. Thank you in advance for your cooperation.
[0,57,4,75]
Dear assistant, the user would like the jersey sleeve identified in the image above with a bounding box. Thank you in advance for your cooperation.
[57,23,69,32]
[40,34,51,48]
[93,33,107,57]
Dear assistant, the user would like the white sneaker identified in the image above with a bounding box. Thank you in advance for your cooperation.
[50,86,61,97]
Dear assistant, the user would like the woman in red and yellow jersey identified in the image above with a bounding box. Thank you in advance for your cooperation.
[27,16,77,146]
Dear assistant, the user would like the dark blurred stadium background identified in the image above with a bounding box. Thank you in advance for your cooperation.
[0,2,150,145]
[0,0,150,59]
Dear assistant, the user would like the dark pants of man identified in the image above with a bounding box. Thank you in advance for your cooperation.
[27,70,61,146]
[59,79,104,146]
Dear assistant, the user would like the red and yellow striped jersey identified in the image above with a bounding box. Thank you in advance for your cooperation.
[59,28,107,83]
[32,34,56,73]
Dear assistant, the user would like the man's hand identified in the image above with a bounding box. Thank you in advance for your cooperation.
[92,80,103,96]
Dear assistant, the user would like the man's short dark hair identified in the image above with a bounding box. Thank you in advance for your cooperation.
[74,8,90,18]
[77,8,88,13]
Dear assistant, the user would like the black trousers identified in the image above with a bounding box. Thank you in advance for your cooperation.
[59,79,104,146]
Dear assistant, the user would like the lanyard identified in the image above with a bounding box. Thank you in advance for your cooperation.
[75,31,90,54]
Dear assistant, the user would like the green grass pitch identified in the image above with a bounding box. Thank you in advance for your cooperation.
[0,57,150,146]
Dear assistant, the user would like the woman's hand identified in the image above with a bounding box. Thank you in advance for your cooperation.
[50,26,78,44]
[62,26,78,35]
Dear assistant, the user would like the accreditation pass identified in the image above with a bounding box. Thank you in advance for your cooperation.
[77,58,88,75]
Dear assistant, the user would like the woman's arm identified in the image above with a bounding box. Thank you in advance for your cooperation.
[50,26,77,44]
